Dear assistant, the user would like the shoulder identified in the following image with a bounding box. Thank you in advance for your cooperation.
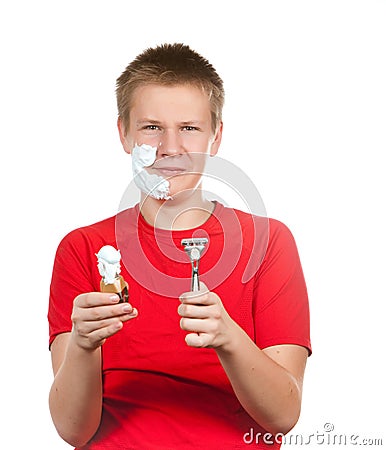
[220,205,294,246]
[267,217,297,246]
[216,205,300,281]
[56,215,117,259]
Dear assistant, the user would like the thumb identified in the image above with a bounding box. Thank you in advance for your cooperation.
[198,282,209,293]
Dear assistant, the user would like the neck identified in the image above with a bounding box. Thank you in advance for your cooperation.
[139,189,214,230]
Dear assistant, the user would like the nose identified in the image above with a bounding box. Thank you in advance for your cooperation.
[158,129,181,157]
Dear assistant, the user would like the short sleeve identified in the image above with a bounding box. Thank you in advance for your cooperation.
[48,229,98,348]
[253,219,311,354]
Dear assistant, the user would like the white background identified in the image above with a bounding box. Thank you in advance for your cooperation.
[1,1,385,448]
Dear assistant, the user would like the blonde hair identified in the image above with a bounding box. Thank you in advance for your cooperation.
[116,43,224,134]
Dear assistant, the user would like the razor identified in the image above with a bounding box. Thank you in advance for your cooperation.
[181,238,208,291]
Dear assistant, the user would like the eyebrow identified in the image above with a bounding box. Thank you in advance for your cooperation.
[136,118,162,126]
[179,120,204,126]
[136,119,205,126]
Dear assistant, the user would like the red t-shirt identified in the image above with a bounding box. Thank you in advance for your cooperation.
[48,202,311,449]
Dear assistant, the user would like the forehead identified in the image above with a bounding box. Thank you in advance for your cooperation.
[130,83,212,120]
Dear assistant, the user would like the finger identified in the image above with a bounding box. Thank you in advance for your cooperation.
[75,310,138,336]
[75,317,123,336]
[74,292,121,308]
[177,303,213,319]
[179,290,212,305]
[180,317,216,334]
[73,302,137,322]
[199,282,209,293]
[125,307,138,318]
[179,281,209,301]
[185,332,212,348]
[120,307,139,322]
[84,320,125,347]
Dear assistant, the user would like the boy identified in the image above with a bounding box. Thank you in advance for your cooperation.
[48,43,311,449]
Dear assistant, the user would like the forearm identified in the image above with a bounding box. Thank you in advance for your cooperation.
[49,335,103,447]
[215,323,302,435]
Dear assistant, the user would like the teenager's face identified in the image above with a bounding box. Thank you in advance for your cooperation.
[119,83,222,199]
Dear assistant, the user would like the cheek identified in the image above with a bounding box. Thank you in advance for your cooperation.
[122,132,135,152]
[183,134,212,153]
[126,128,161,149]
[137,133,163,148]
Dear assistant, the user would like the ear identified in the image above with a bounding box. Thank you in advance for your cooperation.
[210,121,223,157]
[117,117,132,154]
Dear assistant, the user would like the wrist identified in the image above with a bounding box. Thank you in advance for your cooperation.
[215,318,245,355]
[69,330,102,356]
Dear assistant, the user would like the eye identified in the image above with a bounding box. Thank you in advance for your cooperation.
[181,126,199,132]
[141,124,162,135]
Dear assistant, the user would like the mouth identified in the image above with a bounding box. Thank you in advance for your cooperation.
[152,166,187,177]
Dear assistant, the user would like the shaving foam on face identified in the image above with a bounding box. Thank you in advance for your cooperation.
[131,144,171,200]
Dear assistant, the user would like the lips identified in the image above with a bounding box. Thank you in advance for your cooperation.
[152,159,188,176]
[153,164,186,170]
[153,166,187,177]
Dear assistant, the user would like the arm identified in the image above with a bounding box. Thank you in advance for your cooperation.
[49,293,138,447]
[49,332,103,447]
[216,329,308,435]
[178,288,308,435]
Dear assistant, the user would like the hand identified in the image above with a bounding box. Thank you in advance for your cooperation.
[178,284,235,349]
[71,292,138,351]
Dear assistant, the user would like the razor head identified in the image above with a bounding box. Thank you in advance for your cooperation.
[181,237,208,291]
[181,238,208,261]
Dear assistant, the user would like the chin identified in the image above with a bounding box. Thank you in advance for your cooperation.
[168,174,202,195]
[166,187,202,204]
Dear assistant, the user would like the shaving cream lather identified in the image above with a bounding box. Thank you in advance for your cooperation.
[96,245,129,303]
[181,238,208,291]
